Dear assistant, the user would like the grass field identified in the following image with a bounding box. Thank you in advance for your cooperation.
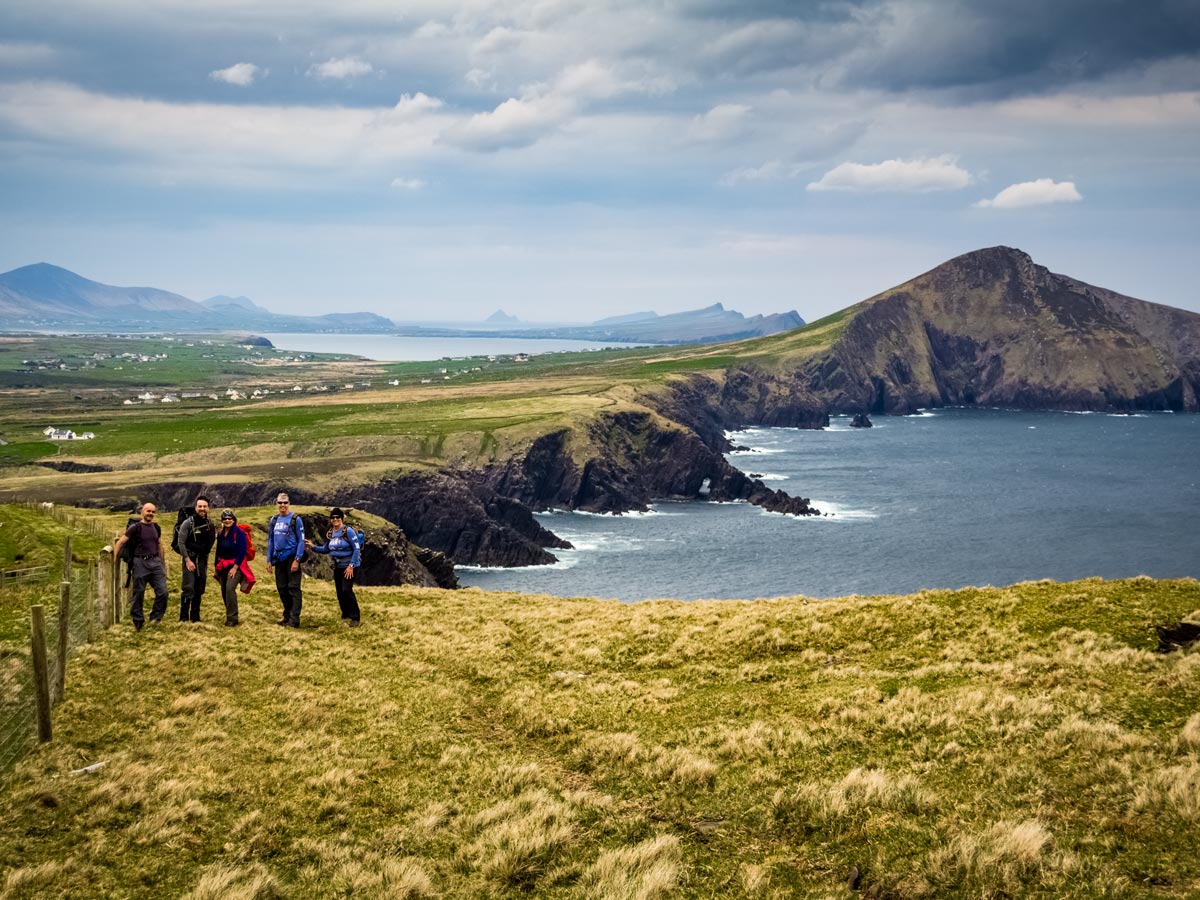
[0,556,1197,898]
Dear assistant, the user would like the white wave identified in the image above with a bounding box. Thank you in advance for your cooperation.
[553,534,644,553]
[728,447,787,455]
[760,499,878,520]
[753,473,789,481]
[911,410,938,418]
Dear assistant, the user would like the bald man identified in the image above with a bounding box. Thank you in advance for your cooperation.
[113,502,169,631]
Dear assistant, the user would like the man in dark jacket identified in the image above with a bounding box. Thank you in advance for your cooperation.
[112,502,168,631]
[177,495,217,622]
[267,492,305,627]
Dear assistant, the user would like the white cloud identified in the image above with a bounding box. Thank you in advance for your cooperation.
[719,160,801,186]
[689,103,751,142]
[807,155,972,192]
[308,56,374,80]
[441,95,565,151]
[0,81,446,183]
[209,62,262,86]
[388,92,443,117]
[975,178,1082,208]
[390,176,425,190]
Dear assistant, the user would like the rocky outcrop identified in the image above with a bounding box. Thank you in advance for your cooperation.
[850,413,872,428]
[301,511,457,589]
[793,247,1200,415]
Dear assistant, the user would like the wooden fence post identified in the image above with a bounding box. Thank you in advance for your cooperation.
[31,606,52,743]
[98,551,113,630]
[87,560,97,643]
[62,535,73,583]
[53,581,70,703]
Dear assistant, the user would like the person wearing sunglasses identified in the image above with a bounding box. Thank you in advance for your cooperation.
[267,492,306,628]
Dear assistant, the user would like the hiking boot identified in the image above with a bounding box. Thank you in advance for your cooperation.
[286,620,300,628]
[348,620,361,628]
[277,618,289,626]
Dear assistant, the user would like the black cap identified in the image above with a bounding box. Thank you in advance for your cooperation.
[330,507,345,519]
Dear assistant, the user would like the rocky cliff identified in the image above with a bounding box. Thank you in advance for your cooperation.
[789,247,1200,414]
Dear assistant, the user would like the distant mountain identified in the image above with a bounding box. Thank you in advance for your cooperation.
[593,311,659,326]
[586,303,805,343]
[393,303,806,345]
[203,294,270,314]
[0,263,397,334]
[486,309,521,324]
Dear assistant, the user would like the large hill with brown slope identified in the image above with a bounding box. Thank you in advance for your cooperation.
[645,246,1200,425]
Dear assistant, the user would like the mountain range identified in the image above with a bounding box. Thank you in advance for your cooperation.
[0,263,396,333]
[0,263,804,342]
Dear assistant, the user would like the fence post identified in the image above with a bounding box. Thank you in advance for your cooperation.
[62,535,73,582]
[98,551,113,630]
[87,560,97,643]
[53,581,70,704]
[31,606,52,743]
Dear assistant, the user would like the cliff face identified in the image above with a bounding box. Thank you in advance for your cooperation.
[794,247,1200,414]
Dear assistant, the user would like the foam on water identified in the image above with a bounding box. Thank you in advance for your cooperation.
[802,499,880,520]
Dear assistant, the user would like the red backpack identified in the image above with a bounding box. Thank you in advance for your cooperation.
[238,523,256,561]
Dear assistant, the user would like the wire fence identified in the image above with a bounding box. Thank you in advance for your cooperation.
[0,507,121,777]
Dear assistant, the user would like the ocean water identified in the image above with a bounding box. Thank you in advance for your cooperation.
[260,333,648,360]
[459,409,1200,601]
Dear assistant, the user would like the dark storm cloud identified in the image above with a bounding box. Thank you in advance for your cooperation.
[681,0,1200,97]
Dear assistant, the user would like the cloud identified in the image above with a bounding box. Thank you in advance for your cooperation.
[209,62,262,86]
[975,178,1082,208]
[441,95,565,151]
[719,159,801,186]
[308,56,374,80]
[807,155,972,192]
[689,103,752,142]
[390,176,425,190]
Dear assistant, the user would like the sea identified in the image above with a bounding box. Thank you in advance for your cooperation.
[260,333,649,360]
[459,408,1200,601]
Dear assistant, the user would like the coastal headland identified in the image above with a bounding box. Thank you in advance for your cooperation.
[2,247,1198,571]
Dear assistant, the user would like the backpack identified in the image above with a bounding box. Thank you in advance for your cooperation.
[172,506,195,555]
[238,523,256,561]
[121,518,161,586]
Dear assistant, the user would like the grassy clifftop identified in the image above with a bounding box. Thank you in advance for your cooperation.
[1,574,1197,899]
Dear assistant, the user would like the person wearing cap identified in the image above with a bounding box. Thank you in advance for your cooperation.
[267,492,305,627]
[213,509,248,626]
[305,507,362,627]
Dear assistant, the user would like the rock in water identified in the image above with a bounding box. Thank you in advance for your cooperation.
[850,413,873,428]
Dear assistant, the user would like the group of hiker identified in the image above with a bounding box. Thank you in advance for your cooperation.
[111,492,363,631]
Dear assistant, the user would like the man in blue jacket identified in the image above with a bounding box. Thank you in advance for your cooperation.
[267,492,305,627]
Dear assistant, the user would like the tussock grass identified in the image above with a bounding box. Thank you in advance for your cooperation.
[1,576,1199,897]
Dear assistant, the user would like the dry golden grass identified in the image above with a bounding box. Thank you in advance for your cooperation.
[0,576,1198,898]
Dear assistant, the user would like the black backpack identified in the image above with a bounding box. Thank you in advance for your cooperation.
[171,507,195,556]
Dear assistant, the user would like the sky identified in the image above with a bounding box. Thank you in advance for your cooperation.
[1,0,1199,323]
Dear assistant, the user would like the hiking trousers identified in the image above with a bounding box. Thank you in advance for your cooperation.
[274,559,302,624]
[131,557,168,627]
[216,564,241,625]
[332,564,360,622]
[180,553,209,621]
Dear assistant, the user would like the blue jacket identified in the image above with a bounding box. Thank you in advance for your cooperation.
[215,525,248,566]
[267,512,305,565]
[312,526,361,567]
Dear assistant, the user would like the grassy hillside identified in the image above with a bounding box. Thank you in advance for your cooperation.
[1,572,1197,899]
